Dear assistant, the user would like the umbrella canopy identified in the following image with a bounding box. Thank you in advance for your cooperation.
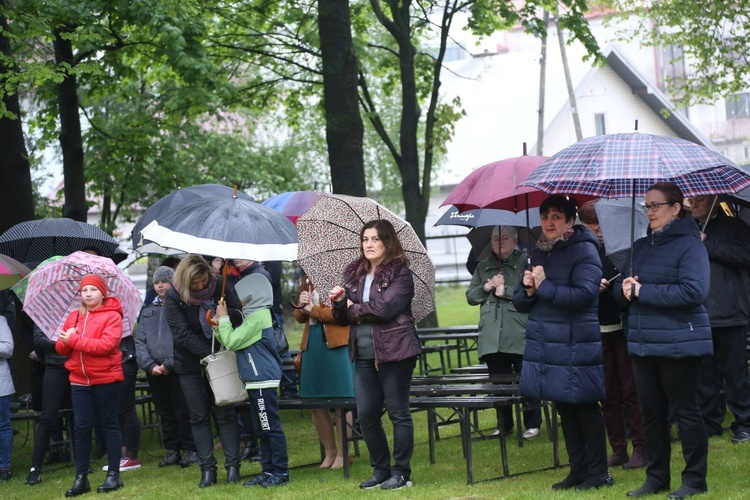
[466,226,541,264]
[593,198,648,271]
[132,184,252,253]
[139,195,298,261]
[521,133,750,198]
[0,254,31,290]
[262,191,327,224]
[10,255,65,302]
[0,218,120,263]
[23,251,141,340]
[296,194,436,322]
[435,205,541,228]
[442,155,549,212]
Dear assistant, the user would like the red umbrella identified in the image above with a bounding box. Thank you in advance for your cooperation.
[441,150,549,212]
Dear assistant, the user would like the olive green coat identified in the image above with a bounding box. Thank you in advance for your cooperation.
[466,250,528,357]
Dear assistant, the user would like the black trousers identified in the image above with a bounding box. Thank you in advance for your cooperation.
[147,372,195,452]
[118,360,141,453]
[483,352,542,431]
[30,364,72,469]
[556,402,608,479]
[696,325,750,435]
[632,356,708,490]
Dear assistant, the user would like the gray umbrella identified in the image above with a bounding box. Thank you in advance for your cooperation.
[139,195,298,261]
[435,206,541,228]
[132,184,252,253]
[593,198,648,271]
[0,218,119,264]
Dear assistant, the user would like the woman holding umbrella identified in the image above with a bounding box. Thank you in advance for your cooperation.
[512,195,611,491]
[615,182,712,499]
[55,274,125,497]
[329,219,422,491]
[466,225,541,438]
[164,255,241,488]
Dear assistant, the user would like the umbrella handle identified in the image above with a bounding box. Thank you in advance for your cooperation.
[290,275,309,309]
[206,260,231,327]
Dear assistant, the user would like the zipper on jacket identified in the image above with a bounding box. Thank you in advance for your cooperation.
[80,312,91,385]
[247,352,259,376]
[688,322,693,331]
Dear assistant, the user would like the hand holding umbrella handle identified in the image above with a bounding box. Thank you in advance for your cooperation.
[206,297,224,327]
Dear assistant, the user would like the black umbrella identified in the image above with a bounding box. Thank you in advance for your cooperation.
[139,195,298,261]
[0,218,119,263]
[132,184,252,253]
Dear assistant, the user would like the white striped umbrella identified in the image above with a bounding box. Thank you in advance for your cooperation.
[23,251,141,340]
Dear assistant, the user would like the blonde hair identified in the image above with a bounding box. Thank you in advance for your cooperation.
[173,254,211,303]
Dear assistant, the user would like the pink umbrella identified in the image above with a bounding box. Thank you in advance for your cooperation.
[0,254,30,290]
[442,150,550,212]
[23,251,142,340]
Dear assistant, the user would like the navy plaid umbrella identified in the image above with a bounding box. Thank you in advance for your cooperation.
[520,133,750,197]
[521,133,750,278]
[0,218,119,264]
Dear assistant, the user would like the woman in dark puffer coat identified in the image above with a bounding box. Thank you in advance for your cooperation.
[513,195,610,491]
[615,182,711,499]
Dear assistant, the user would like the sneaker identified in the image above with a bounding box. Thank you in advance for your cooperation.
[381,475,411,490]
[159,450,181,467]
[260,472,289,488]
[243,472,271,487]
[103,458,141,472]
[179,451,199,468]
[522,428,540,440]
[489,428,514,437]
[359,474,388,489]
[26,467,42,486]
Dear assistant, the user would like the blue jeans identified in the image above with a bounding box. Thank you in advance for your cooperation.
[71,382,122,475]
[0,394,11,469]
[354,357,417,480]
[248,387,288,474]
[178,372,240,471]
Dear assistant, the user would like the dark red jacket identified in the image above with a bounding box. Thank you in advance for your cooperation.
[56,297,124,386]
[333,257,422,364]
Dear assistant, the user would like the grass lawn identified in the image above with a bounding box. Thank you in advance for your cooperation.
[3,285,749,498]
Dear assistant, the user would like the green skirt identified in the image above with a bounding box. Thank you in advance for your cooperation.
[299,323,354,398]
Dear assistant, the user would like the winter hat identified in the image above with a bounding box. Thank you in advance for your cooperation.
[153,266,175,284]
[80,274,107,296]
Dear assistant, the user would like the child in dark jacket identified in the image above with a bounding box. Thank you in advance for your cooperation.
[214,273,289,488]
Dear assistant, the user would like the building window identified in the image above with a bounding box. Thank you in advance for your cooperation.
[745,146,750,160]
[594,113,606,136]
[726,93,750,119]
[659,45,685,90]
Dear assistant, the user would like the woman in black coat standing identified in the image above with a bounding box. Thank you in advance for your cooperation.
[330,219,422,491]
[164,255,241,488]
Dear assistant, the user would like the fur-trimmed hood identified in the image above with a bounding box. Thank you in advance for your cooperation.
[342,257,408,287]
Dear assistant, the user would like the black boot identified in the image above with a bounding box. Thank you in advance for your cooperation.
[65,474,91,497]
[199,469,217,488]
[226,465,241,484]
[97,471,123,493]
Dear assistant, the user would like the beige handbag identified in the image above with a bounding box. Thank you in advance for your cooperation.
[201,334,248,406]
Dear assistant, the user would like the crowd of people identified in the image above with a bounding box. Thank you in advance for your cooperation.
[0,184,748,498]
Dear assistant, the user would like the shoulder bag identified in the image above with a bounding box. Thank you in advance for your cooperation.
[201,333,248,406]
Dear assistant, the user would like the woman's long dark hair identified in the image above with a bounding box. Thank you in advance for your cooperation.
[358,219,408,269]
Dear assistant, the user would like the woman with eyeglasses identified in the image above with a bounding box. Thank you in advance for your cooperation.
[513,195,611,491]
[615,182,712,499]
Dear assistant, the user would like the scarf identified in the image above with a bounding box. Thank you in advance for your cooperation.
[178,276,217,339]
[536,227,574,252]
[309,289,320,326]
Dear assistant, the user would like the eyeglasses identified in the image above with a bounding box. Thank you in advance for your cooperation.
[641,202,671,213]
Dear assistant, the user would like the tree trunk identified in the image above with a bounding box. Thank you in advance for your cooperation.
[318,0,366,197]
[0,8,35,233]
[536,10,549,155]
[53,29,87,221]
[556,15,582,141]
